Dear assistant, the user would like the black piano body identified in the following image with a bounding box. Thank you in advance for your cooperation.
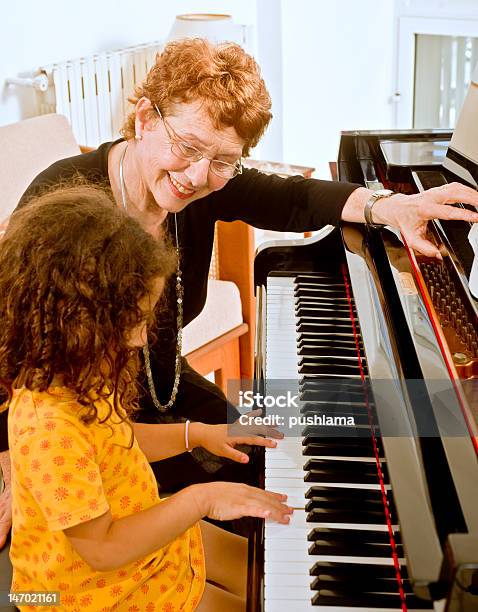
[248,128,478,612]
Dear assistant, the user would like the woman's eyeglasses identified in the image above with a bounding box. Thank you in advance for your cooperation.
[153,104,242,180]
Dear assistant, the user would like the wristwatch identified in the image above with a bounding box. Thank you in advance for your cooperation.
[364,189,394,228]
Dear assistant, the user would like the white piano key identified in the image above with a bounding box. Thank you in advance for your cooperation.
[268,441,304,452]
[266,471,389,493]
[264,530,402,564]
[266,478,309,493]
[266,456,379,471]
[278,493,307,508]
[265,548,314,563]
[265,558,405,581]
[266,447,304,460]
[265,585,314,600]
[265,601,312,612]
[265,467,307,479]
[266,458,304,469]
[265,537,309,551]
[267,277,299,382]
[265,561,312,575]
[308,522,399,531]
[265,573,312,588]
[265,513,309,539]
[265,603,423,612]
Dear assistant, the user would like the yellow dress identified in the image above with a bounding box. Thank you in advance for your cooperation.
[8,387,205,612]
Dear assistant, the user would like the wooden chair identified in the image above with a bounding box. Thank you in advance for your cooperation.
[188,221,254,384]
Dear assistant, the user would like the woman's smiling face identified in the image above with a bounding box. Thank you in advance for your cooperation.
[133,98,245,214]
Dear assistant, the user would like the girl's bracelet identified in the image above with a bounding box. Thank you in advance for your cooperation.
[185,420,193,452]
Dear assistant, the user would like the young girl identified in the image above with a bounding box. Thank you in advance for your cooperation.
[0,185,292,612]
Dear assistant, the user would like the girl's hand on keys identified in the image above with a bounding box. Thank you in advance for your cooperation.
[190,482,293,523]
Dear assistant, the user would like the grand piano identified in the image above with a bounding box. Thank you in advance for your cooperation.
[247,70,478,611]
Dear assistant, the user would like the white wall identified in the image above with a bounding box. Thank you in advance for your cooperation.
[281,0,396,177]
[5,0,476,174]
[255,0,283,162]
[0,0,257,127]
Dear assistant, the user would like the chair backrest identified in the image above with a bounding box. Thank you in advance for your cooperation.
[0,114,80,221]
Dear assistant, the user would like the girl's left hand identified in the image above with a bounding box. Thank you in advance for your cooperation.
[190,417,283,464]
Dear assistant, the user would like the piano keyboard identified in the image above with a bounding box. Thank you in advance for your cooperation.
[263,273,436,611]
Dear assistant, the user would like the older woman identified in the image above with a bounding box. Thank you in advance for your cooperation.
[1,38,478,549]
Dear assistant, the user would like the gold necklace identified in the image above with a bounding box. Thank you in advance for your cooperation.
[119,145,183,411]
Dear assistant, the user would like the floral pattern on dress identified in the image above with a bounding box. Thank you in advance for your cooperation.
[8,387,205,611]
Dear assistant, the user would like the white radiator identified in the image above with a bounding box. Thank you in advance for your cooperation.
[38,41,164,147]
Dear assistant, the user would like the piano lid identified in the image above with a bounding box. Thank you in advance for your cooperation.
[443,61,478,188]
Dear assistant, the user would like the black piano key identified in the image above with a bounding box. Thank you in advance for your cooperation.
[311,589,403,608]
[310,575,402,594]
[301,414,374,427]
[302,433,379,445]
[298,338,363,352]
[294,293,349,304]
[303,442,376,456]
[294,279,346,287]
[297,316,354,326]
[300,401,371,412]
[301,411,372,427]
[299,355,362,367]
[295,303,354,314]
[299,385,369,400]
[307,530,404,556]
[307,507,389,525]
[294,285,347,292]
[299,363,362,375]
[305,468,388,486]
[403,595,434,609]
[311,590,433,609]
[297,345,358,362]
[300,407,374,422]
[298,346,360,358]
[305,496,387,512]
[299,378,367,390]
[305,470,382,485]
[297,322,357,334]
[305,495,387,511]
[302,426,379,439]
[294,277,345,285]
[299,350,361,360]
[305,487,391,504]
[308,526,401,545]
[298,336,362,350]
[296,308,354,320]
[299,396,371,409]
[295,275,344,284]
[304,458,387,476]
[299,372,362,386]
[310,561,401,580]
[294,278,346,287]
[295,301,352,309]
[304,457,376,469]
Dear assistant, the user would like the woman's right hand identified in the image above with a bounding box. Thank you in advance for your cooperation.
[190,482,293,524]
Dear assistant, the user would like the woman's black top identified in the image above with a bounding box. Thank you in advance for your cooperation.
[5,140,360,425]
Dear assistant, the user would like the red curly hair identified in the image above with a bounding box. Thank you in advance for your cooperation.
[121,38,272,156]
[0,183,176,430]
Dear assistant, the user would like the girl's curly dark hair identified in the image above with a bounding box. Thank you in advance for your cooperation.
[0,183,176,431]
